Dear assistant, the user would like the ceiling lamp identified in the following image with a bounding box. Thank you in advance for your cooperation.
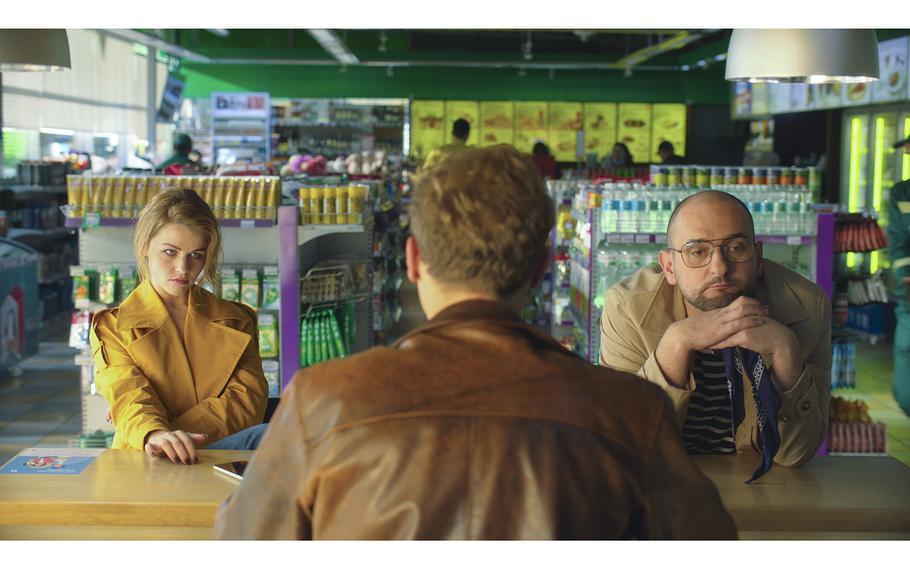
[725,29,879,84]
[0,29,71,71]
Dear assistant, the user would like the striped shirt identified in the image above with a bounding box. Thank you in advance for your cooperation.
[681,349,736,454]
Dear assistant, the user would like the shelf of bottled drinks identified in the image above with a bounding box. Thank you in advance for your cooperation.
[544,166,834,364]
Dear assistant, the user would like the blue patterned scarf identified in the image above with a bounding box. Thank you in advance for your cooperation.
[720,347,782,483]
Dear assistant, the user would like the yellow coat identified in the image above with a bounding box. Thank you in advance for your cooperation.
[89,280,268,450]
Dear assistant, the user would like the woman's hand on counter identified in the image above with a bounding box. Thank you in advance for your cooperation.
[144,430,208,465]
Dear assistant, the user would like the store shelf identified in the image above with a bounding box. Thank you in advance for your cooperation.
[65,217,275,228]
[298,218,373,246]
[600,232,815,246]
[9,184,66,195]
[7,227,72,238]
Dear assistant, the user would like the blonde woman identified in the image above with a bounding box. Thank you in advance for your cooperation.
[90,189,269,464]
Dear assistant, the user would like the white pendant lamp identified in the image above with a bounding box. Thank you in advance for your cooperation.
[725,29,879,84]
[0,29,71,72]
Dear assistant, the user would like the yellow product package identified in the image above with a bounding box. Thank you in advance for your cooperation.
[66,176,83,217]
[133,178,148,216]
[335,186,349,224]
[242,179,257,219]
[270,178,280,220]
[348,184,367,224]
[211,178,226,218]
[323,186,337,224]
[91,177,106,215]
[232,178,248,218]
[198,177,212,206]
[80,177,93,215]
[310,186,323,224]
[110,177,125,218]
[252,178,267,219]
[299,187,311,224]
[222,178,236,218]
[122,178,136,219]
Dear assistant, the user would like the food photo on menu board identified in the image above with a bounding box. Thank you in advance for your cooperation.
[583,102,617,160]
[515,101,549,153]
[548,103,583,161]
[651,104,687,161]
[479,101,514,146]
[409,100,445,158]
[617,103,652,163]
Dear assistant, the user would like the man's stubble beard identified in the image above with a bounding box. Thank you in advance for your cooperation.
[683,277,757,312]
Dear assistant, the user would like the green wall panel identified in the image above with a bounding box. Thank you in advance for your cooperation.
[182,64,729,105]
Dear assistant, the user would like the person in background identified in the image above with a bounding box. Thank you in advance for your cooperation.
[530,142,559,179]
[157,134,196,171]
[600,190,831,480]
[420,118,471,170]
[885,134,910,417]
[90,189,269,465]
[603,142,634,168]
[658,141,686,165]
[213,145,736,540]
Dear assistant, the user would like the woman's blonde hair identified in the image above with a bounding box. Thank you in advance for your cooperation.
[411,145,554,298]
[133,188,222,288]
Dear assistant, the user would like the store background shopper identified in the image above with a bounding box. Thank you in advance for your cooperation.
[603,142,634,168]
[157,134,198,172]
[885,134,910,418]
[213,145,736,540]
[89,189,269,464]
[421,118,471,170]
[530,142,560,179]
[658,141,686,165]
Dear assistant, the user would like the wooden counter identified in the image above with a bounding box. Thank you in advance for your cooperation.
[692,453,910,539]
[0,449,252,540]
[1,449,909,539]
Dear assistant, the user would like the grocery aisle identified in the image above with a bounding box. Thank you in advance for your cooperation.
[0,339,81,466]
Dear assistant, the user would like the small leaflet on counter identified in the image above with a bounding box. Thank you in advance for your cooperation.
[0,448,105,475]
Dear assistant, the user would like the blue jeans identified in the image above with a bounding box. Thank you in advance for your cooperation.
[207,423,269,450]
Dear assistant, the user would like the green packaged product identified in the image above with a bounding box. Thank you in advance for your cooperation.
[98,266,118,305]
[221,268,240,302]
[71,269,90,303]
[329,310,347,358]
[262,360,280,398]
[258,313,278,358]
[117,266,137,302]
[306,312,316,365]
[262,266,280,310]
[343,302,355,353]
[241,268,261,309]
[299,317,309,367]
[318,311,329,362]
[324,312,337,360]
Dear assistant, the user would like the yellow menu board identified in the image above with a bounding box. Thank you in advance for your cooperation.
[479,101,514,147]
[444,100,480,146]
[583,103,617,161]
[514,101,549,153]
[410,100,446,159]
[650,103,687,162]
[617,103,652,164]
[548,102,583,161]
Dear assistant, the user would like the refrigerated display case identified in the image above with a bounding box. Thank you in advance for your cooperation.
[841,104,910,274]
[210,92,271,166]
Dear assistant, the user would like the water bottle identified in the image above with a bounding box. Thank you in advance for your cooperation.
[802,185,816,236]
[617,183,632,233]
[787,188,802,235]
[831,342,842,389]
[601,184,619,234]
[846,342,856,389]
[659,186,674,235]
[646,186,661,234]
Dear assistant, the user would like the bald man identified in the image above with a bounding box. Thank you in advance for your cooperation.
[599,190,831,467]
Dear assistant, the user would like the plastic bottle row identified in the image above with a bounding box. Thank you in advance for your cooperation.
[298,184,369,225]
[649,164,821,191]
[831,340,857,390]
[299,305,356,368]
[65,175,281,220]
[593,244,663,309]
[595,183,817,236]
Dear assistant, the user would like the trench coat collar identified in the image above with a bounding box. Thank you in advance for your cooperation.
[115,280,248,331]
[639,260,810,334]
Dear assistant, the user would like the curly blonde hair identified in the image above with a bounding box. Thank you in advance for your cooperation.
[133,188,222,288]
[411,145,554,298]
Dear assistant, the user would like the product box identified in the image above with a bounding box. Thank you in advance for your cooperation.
[258,313,279,358]
[117,266,137,302]
[262,359,280,398]
[97,266,118,305]
[262,266,280,310]
[220,267,240,302]
[240,268,261,309]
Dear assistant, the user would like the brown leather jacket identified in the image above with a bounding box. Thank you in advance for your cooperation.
[213,300,736,540]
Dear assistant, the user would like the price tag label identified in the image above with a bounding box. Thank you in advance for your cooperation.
[240,219,256,229]
[786,236,803,246]
[620,234,635,244]
[83,213,101,229]
[634,234,652,244]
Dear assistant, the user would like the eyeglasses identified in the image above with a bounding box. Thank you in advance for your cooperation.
[667,236,756,268]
